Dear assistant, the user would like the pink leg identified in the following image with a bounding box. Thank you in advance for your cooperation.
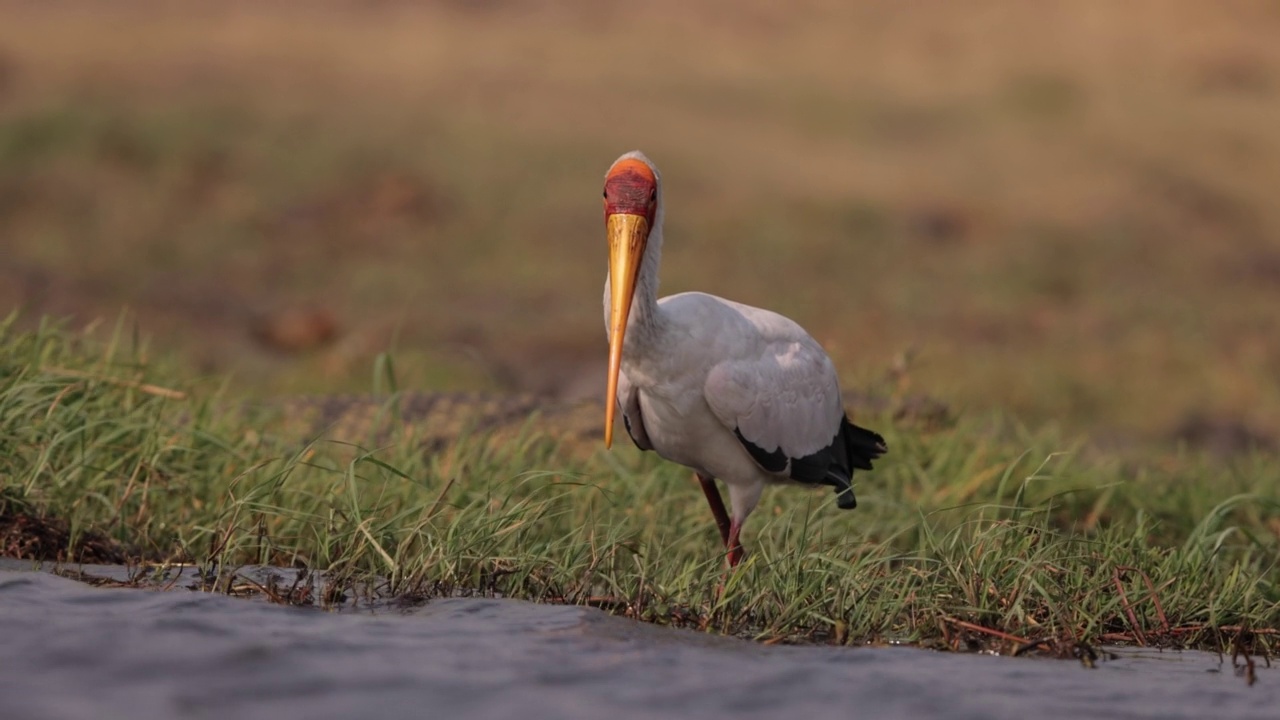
[726,520,744,568]
[697,473,732,546]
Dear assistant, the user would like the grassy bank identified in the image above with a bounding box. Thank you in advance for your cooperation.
[3,316,1277,656]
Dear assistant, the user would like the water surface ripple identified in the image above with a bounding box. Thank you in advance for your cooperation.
[0,566,1274,720]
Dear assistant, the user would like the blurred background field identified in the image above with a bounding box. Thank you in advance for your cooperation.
[1,0,1278,455]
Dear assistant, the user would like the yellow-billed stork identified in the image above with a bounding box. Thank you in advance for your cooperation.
[601,150,888,567]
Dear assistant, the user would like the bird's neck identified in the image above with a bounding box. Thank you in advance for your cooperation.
[604,218,665,354]
[629,223,664,329]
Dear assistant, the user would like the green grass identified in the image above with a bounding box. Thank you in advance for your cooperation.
[3,314,1278,656]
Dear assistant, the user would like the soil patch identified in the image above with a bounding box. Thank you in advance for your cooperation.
[0,510,128,564]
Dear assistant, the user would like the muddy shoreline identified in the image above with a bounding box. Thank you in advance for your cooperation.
[1,562,1275,720]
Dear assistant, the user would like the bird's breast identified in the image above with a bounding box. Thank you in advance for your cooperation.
[628,380,714,466]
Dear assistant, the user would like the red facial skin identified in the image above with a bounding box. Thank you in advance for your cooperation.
[603,159,658,226]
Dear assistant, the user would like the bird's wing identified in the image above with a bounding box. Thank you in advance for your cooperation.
[703,336,844,478]
[615,368,653,451]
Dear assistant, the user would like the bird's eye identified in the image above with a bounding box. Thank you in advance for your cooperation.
[602,188,608,199]
[649,189,657,202]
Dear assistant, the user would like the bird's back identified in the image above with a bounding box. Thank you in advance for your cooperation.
[656,291,828,361]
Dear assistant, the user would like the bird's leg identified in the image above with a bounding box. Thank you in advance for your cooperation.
[696,473,732,546]
[726,521,745,568]
[697,474,747,569]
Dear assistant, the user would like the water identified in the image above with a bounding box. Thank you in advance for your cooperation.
[0,563,1274,720]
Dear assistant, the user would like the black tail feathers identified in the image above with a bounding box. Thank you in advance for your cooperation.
[842,417,888,472]
[821,417,888,510]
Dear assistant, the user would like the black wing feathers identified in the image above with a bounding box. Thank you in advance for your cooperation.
[734,428,788,472]
[620,391,653,452]
[732,415,887,511]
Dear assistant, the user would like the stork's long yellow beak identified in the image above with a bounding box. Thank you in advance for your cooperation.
[604,213,649,448]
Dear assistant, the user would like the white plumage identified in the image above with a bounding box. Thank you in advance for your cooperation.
[600,150,887,566]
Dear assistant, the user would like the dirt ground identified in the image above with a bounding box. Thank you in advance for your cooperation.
[1,0,1278,452]
[0,509,128,564]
